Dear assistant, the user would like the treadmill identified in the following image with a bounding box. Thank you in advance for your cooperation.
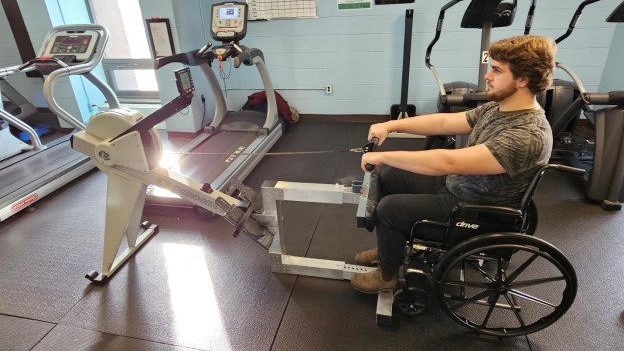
[0,24,119,221]
[145,1,282,210]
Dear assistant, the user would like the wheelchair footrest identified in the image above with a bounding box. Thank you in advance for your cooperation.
[376,289,394,328]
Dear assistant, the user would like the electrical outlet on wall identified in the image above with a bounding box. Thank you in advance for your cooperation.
[325,84,333,94]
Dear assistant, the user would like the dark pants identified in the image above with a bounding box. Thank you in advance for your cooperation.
[375,167,461,273]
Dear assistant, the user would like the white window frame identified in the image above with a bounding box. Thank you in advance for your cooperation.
[85,0,160,102]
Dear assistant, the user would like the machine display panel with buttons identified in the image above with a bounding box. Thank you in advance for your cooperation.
[211,2,248,42]
[42,30,100,62]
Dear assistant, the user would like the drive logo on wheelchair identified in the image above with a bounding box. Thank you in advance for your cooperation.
[455,221,480,230]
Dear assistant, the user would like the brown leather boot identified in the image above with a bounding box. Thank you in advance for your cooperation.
[354,248,379,266]
[350,268,397,294]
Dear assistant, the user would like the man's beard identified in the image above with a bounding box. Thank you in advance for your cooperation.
[486,82,517,102]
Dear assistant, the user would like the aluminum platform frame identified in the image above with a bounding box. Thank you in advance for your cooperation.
[256,174,396,327]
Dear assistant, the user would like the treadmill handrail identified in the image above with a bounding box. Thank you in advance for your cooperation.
[155,46,277,131]
[555,0,603,44]
[0,64,36,79]
[252,55,278,130]
[154,50,203,69]
[43,24,118,130]
[0,109,43,150]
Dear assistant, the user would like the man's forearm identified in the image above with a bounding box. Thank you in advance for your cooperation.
[367,145,505,176]
[382,114,444,135]
[380,150,453,176]
[382,112,467,136]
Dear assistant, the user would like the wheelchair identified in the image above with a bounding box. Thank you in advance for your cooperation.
[386,163,584,337]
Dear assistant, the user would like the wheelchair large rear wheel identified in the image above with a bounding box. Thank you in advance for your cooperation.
[434,233,576,337]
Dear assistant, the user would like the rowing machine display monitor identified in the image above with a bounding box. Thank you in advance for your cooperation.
[175,68,194,96]
[211,2,248,42]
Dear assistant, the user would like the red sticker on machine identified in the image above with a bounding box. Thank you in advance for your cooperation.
[11,193,39,212]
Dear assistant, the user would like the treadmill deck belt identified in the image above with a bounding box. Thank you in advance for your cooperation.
[178,130,261,184]
[0,140,85,199]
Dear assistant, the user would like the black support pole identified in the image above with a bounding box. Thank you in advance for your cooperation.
[391,9,416,119]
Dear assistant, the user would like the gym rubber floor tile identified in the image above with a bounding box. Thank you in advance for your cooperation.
[302,203,376,263]
[0,172,105,322]
[0,172,163,323]
[0,314,54,351]
[270,277,530,351]
[245,121,358,188]
[519,173,624,351]
[275,201,326,258]
[31,325,196,351]
[60,213,296,351]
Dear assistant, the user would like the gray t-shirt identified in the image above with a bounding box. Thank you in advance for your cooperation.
[445,101,553,205]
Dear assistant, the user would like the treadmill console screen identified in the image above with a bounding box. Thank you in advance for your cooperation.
[50,35,93,54]
[211,2,248,42]
[175,68,194,96]
[44,30,100,63]
[219,7,239,19]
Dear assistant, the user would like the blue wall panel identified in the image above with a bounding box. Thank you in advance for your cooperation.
[175,0,622,116]
[600,24,624,92]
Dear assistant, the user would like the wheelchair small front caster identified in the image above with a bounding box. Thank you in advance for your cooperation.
[394,287,429,317]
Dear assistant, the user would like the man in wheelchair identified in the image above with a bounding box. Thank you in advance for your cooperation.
[352,35,557,294]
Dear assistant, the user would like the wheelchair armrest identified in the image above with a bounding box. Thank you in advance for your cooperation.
[409,219,448,241]
[442,203,525,247]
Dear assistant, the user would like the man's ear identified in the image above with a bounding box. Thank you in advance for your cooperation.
[515,76,530,89]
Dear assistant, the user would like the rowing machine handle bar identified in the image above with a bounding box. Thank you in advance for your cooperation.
[365,137,379,172]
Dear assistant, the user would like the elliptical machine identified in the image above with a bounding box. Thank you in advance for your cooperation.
[545,0,603,166]
[425,0,527,149]
[549,0,624,211]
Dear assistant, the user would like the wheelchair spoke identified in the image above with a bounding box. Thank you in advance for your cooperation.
[496,257,505,281]
[437,237,578,338]
[480,291,501,328]
[475,264,496,282]
[505,253,539,284]
[450,290,492,310]
[508,289,557,308]
[504,292,526,328]
[443,280,494,290]
[509,276,565,289]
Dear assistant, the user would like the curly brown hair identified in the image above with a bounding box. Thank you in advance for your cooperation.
[489,35,557,94]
